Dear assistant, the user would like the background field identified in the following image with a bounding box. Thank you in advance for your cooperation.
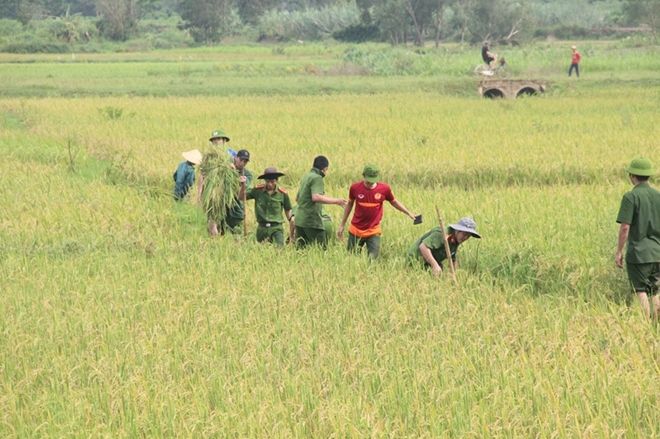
[2,44,660,437]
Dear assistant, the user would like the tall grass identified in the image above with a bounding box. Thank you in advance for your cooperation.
[1,73,660,436]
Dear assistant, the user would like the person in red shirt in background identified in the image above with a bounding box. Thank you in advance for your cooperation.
[569,45,582,78]
[338,163,418,260]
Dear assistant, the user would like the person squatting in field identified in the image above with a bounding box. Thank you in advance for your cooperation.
[173,149,202,200]
[408,217,481,276]
[294,155,347,249]
[239,167,293,247]
[198,129,253,237]
[616,157,660,318]
[337,163,417,260]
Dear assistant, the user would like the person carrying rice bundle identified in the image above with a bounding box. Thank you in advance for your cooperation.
[198,129,253,236]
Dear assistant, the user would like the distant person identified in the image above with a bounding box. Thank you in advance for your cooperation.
[568,45,582,78]
[173,149,202,200]
[239,167,292,247]
[481,41,497,71]
[294,155,347,249]
[408,218,481,276]
[615,157,660,318]
[337,163,417,260]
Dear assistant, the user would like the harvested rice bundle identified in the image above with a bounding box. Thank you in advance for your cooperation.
[200,149,240,224]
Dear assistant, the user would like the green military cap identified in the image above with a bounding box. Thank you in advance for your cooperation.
[363,163,380,183]
[209,129,230,142]
[626,157,655,176]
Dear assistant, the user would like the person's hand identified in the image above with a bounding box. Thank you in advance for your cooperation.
[238,175,247,184]
[337,226,344,241]
[432,266,442,277]
[409,213,417,220]
[615,252,624,269]
[336,198,348,208]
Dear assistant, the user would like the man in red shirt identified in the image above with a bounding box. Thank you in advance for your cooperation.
[569,45,582,78]
[338,163,417,259]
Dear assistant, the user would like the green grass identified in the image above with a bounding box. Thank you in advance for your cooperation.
[2,45,660,437]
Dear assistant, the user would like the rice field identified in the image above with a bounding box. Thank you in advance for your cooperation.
[1,44,660,437]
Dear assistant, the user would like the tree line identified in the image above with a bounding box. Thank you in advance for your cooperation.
[1,0,655,46]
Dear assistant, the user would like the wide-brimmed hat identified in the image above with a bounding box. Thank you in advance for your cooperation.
[626,157,655,177]
[258,167,285,180]
[450,217,481,239]
[363,163,380,184]
[209,129,230,142]
[182,149,203,165]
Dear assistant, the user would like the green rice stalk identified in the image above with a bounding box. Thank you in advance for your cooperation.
[200,149,239,223]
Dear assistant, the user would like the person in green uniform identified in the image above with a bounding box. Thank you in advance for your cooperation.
[173,149,202,200]
[408,217,481,276]
[294,155,347,249]
[239,167,292,247]
[616,157,660,318]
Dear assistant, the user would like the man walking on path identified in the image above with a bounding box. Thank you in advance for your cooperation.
[337,163,417,259]
[173,149,202,200]
[239,167,292,247]
[568,45,582,78]
[294,155,347,249]
[408,218,481,276]
[616,157,660,318]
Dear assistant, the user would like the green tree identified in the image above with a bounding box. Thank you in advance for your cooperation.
[235,0,281,25]
[52,6,83,43]
[180,0,242,43]
[373,0,410,44]
[95,0,137,40]
[459,0,532,43]
[0,0,20,19]
[623,0,660,38]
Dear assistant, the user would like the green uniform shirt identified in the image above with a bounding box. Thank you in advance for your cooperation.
[408,227,459,266]
[246,184,293,224]
[295,167,325,230]
[227,168,253,220]
[616,182,660,263]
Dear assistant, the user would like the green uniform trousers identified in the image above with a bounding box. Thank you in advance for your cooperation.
[257,225,285,247]
[295,226,327,250]
[627,262,660,296]
[347,233,381,259]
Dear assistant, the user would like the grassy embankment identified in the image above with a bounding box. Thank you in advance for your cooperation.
[1,41,660,97]
[1,45,660,436]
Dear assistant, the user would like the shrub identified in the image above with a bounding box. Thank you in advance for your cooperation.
[332,23,380,43]
[2,41,68,53]
[258,4,360,41]
[0,19,22,37]
[533,25,590,40]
